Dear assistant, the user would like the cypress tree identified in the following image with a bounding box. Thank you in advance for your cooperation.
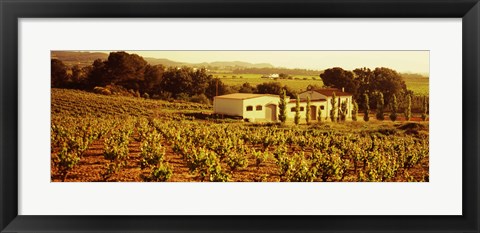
[306,96,311,124]
[278,89,287,124]
[318,106,322,122]
[363,93,370,122]
[340,100,347,121]
[405,94,411,121]
[330,92,337,122]
[294,95,301,125]
[352,100,358,121]
[337,97,342,122]
[376,92,385,120]
[421,96,428,121]
[389,94,398,121]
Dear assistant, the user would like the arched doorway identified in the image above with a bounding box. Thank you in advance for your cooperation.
[265,104,277,121]
[310,105,317,121]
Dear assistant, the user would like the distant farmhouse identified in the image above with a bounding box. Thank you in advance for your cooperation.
[213,88,353,122]
[261,74,280,79]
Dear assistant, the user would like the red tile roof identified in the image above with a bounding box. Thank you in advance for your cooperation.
[312,88,352,97]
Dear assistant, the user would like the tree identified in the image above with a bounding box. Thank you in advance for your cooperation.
[160,67,213,99]
[238,82,256,93]
[205,78,231,100]
[330,92,337,122]
[337,97,342,122]
[320,67,358,96]
[294,95,301,125]
[256,82,283,95]
[305,96,311,124]
[389,94,398,121]
[105,51,148,90]
[256,82,296,98]
[363,94,370,121]
[353,67,408,109]
[51,59,68,87]
[72,65,93,89]
[376,92,385,120]
[372,68,407,107]
[278,90,287,124]
[87,59,108,88]
[421,96,428,121]
[318,106,322,122]
[142,64,165,95]
[340,100,347,121]
[352,100,358,121]
[404,94,412,121]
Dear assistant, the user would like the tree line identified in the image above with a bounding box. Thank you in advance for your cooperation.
[51,51,300,104]
[231,67,321,76]
[52,51,426,113]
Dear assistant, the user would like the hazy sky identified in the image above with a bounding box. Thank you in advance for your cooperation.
[123,51,429,75]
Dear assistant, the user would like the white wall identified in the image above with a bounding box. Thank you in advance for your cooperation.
[242,96,282,121]
[299,91,352,120]
[285,101,327,122]
[213,98,243,116]
[324,96,352,119]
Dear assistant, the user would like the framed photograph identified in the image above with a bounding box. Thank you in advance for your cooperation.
[1,0,479,232]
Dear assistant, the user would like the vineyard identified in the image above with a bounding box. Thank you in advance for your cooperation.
[51,89,429,182]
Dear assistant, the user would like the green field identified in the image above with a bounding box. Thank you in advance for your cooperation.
[403,76,429,96]
[210,73,429,96]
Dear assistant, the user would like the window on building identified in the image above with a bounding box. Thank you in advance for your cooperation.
[300,107,305,111]
[291,107,296,112]
[320,105,325,110]
[256,105,263,111]
[246,106,253,111]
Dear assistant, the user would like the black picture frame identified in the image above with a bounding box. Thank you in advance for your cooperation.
[1,0,479,232]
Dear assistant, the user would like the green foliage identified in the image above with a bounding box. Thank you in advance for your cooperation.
[311,150,349,182]
[189,94,211,105]
[376,92,385,120]
[330,92,337,122]
[103,129,131,179]
[363,94,370,121]
[306,96,311,124]
[252,149,270,168]
[226,150,249,171]
[352,100,358,121]
[405,95,412,121]
[320,67,357,96]
[53,146,81,181]
[390,94,398,121]
[256,82,296,98]
[140,130,165,169]
[294,95,301,125]
[318,106,322,122]
[285,152,317,182]
[278,90,287,124]
[185,147,230,182]
[337,97,341,122]
[421,96,428,121]
[148,162,173,182]
[340,100,347,122]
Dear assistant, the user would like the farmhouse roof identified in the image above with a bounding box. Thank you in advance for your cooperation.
[214,93,279,100]
[289,98,326,103]
[312,88,352,97]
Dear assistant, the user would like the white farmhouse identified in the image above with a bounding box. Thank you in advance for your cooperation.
[298,88,353,120]
[213,93,285,122]
[213,88,353,122]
